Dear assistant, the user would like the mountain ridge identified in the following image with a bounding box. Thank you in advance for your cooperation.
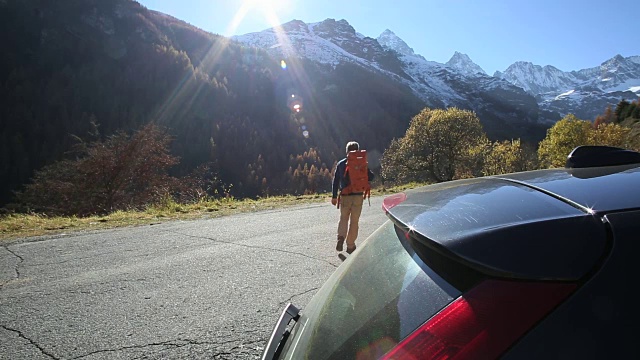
[234,18,639,125]
[0,1,429,205]
[234,18,548,140]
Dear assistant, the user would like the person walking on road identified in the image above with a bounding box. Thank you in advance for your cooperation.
[331,141,374,254]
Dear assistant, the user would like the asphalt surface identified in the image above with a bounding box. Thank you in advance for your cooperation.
[0,197,388,359]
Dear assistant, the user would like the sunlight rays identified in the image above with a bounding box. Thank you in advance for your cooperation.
[153,0,318,134]
[226,0,321,136]
[227,0,290,36]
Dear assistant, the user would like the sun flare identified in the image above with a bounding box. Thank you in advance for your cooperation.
[228,0,291,35]
[248,0,290,13]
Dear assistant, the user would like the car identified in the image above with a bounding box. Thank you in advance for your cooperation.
[262,145,640,360]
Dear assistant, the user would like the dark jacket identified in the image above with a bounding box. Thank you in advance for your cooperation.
[332,158,375,198]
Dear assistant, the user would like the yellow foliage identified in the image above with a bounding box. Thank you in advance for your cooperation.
[538,114,632,168]
[484,139,536,176]
[381,107,488,183]
[590,122,631,147]
[538,115,592,168]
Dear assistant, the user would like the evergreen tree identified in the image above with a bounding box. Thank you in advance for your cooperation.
[614,99,631,122]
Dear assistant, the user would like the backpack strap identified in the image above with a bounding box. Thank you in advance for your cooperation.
[341,164,352,195]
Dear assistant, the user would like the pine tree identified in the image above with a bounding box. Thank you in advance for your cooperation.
[614,99,631,122]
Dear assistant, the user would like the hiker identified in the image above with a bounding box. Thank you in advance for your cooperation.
[331,141,374,254]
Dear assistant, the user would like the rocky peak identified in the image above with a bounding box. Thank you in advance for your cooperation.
[496,61,576,94]
[595,54,640,91]
[308,18,387,62]
[280,19,310,33]
[445,51,486,76]
[312,18,357,39]
[377,29,416,57]
[601,54,633,73]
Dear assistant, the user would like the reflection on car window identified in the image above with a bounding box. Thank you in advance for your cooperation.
[290,222,461,360]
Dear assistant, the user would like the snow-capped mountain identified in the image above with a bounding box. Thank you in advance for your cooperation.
[233,19,391,67]
[233,19,519,103]
[234,18,639,140]
[495,55,640,120]
[376,29,423,59]
[494,62,579,95]
[233,19,522,110]
[446,52,487,76]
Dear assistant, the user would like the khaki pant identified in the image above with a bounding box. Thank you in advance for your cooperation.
[338,195,364,249]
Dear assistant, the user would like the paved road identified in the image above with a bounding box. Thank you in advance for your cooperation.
[0,197,388,359]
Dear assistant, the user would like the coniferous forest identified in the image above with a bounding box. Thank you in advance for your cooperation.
[0,0,425,210]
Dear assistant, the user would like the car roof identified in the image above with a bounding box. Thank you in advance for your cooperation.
[385,164,640,281]
[494,164,640,213]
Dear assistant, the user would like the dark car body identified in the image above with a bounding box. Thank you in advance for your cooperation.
[263,147,640,359]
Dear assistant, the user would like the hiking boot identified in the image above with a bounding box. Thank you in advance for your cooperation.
[336,236,345,251]
[346,245,356,254]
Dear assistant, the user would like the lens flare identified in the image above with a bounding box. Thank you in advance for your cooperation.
[281,60,287,69]
[227,0,292,36]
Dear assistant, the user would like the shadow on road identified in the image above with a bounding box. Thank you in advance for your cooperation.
[338,253,347,262]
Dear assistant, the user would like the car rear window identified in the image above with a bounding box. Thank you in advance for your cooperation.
[281,221,463,360]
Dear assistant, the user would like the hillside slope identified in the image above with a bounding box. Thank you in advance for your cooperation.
[0,0,425,205]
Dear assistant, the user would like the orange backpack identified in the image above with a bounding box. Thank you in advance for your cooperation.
[341,150,371,203]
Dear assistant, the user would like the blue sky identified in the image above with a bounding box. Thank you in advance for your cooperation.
[136,0,638,75]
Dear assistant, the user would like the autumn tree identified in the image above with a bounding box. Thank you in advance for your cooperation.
[537,115,591,168]
[594,106,615,128]
[381,138,413,183]
[483,139,538,176]
[18,124,182,216]
[538,114,631,168]
[284,148,333,195]
[381,107,488,183]
[590,122,631,148]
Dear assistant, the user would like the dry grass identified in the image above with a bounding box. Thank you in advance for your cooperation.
[0,185,420,242]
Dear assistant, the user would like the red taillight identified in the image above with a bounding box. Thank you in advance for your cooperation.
[382,280,576,360]
[382,193,407,213]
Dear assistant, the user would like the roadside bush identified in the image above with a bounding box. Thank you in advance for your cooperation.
[16,124,205,216]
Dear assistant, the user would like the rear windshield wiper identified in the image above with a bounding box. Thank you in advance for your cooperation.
[261,303,300,360]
